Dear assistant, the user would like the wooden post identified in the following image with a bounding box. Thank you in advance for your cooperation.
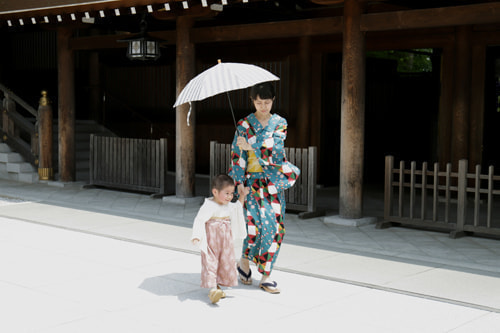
[437,45,454,171]
[451,26,471,170]
[38,90,53,180]
[296,36,311,148]
[175,16,196,198]
[2,93,15,138]
[469,41,486,170]
[339,0,366,219]
[57,27,76,182]
[450,159,468,238]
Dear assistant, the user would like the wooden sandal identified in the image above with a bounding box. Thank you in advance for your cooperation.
[259,281,280,294]
[237,265,252,285]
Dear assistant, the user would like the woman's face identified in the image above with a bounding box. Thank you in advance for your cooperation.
[252,96,274,117]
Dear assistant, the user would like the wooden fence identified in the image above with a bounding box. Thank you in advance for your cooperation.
[88,135,168,197]
[379,155,500,238]
[210,141,322,218]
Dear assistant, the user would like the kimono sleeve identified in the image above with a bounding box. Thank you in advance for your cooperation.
[191,201,212,242]
[253,117,287,168]
[228,124,248,186]
[229,201,247,240]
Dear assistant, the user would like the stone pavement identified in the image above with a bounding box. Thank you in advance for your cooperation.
[1,177,500,332]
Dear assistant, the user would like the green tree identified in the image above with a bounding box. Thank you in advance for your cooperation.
[367,49,433,73]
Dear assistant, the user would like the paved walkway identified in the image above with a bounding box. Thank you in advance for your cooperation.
[1,177,500,332]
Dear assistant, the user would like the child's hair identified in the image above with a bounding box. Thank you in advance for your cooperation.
[212,174,235,191]
[250,81,276,100]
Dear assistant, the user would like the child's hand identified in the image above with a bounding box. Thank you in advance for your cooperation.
[191,238,200,246]
[237,184,250,198]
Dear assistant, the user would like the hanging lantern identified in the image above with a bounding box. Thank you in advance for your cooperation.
[118,17,163,61]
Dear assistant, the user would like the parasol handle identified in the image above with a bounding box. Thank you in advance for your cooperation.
[226,92,242,136]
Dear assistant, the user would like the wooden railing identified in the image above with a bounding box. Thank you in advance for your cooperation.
[210,141,322,218]
[379,155,500,238]
[87,135,169,197]
[0,83,39,166]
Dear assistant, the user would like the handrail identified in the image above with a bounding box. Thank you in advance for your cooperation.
[3,109,36,134]
[0,83,38,117]
[1,83,41,168]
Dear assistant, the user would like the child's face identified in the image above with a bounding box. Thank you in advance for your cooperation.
[212,184,234,205]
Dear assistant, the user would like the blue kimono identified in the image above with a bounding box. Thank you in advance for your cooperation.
[229,113,299,276]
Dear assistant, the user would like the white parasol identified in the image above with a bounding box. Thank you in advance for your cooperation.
[173,60,280,128]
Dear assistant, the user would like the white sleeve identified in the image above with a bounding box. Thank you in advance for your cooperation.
[191,201,212,242]
[230,201,247,240]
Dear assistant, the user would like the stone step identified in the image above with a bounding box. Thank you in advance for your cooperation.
[0,143,12,153]
[7,162,36,173]
[18,172,39,183]
[0,152,23,163]
[1,119,114,183]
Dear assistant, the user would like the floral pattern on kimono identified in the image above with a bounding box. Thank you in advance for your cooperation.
[229,113,296,276]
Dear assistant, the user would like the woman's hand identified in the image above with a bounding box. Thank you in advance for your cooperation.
[237,136,253,151]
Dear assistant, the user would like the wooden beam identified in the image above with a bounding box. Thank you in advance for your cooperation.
[361,2,500,32]
[0,0,187,20]
[69,31,176,50]
[192,17,343,43]
[69,16,343,50]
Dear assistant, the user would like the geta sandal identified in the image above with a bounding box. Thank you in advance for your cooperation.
[237,265,252,285]
[259,281,280,294]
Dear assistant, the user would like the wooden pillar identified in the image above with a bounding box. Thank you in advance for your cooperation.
[451,26,472,170]
[296,36,311,148]
[469,40,486,169]
[175,16,196,197]
[339,0,366,219]
[57,27,75,182]
[437,46,454,169]
[38,90,53,180]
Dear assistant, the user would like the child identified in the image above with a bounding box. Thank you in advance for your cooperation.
[191,174,249,304]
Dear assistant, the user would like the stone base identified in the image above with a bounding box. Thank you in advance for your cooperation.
[162,195,204,205]
[41,180,86,188]
[323,215,378,227]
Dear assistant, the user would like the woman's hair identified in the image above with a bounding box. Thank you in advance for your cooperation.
[212,174,235,191]
[250,81,276,100]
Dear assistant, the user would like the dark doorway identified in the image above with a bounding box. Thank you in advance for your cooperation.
[483,46,500,170]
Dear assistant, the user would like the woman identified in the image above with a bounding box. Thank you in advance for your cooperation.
[229,81,299,294]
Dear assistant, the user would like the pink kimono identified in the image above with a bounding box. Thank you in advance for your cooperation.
[191,198,246,288]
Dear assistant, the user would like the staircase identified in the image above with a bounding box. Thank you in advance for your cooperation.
[53,120,116,182]
[0,120,115,183]
[0,143,38,183]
